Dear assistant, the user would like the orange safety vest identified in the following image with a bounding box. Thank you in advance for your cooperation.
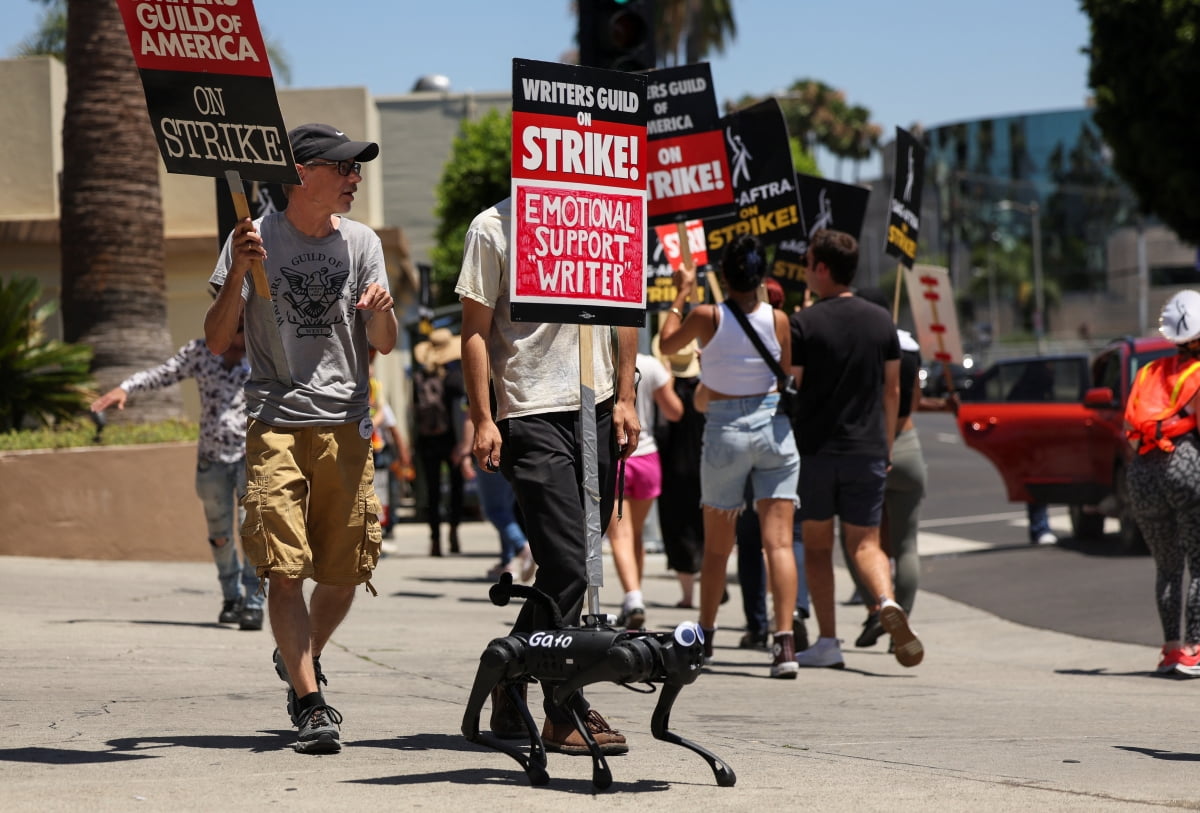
[1125,355,1200,454]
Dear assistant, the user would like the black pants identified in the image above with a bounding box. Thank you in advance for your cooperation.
[499,401,617,718]
[416,432,463,538]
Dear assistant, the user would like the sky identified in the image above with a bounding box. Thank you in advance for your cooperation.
[4,0,1093,178]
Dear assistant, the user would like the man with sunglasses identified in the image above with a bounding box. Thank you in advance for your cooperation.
[205,123,398,755]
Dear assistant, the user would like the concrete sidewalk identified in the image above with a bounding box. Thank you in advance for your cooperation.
[0,520,1192,811]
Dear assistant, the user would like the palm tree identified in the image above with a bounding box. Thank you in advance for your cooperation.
[656,0,738,66]
[59,0,181,423]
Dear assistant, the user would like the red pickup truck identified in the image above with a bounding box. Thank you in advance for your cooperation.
[956,336,1176,552]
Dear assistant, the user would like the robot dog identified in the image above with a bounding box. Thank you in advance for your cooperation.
[461,572,736,789]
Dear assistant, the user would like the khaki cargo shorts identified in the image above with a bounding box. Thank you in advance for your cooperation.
[242,418,382,587]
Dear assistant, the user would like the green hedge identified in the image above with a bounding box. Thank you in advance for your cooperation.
[0,418,199,452]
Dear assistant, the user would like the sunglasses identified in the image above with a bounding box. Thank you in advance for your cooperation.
[304,159,362,177]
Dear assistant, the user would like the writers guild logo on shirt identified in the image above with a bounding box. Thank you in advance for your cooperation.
[281,266,350,337]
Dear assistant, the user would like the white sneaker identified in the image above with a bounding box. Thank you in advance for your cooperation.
[793,636,845,669]
[879,598,924,668]
[1035,531,1058,545]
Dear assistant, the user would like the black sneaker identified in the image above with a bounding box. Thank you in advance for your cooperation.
[737,629,768,650]
[855,612,885,648]
[701,627,715,665]
[238,607,263,631]
[794,616,810,653]
[294,703,342,754]
[218,599,241,625]
[273,649,328,725]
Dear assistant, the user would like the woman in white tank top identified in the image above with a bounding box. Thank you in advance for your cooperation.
[659,235,801,679]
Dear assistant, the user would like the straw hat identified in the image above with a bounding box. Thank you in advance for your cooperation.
[651,334,700,379]
[413,327,461,369]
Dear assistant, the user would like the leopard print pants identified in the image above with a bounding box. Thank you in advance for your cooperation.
[1127,434,1200,644]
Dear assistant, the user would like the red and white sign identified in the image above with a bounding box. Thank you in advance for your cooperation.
[904,264,964,364]
[116,0,298,184]
[653,220,707,270]
[510,59,647,327]
[644,63,734,227]
[117,0,271,77]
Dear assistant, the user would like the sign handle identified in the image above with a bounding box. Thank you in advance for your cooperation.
[707,269,725,305]
[224,170,271,299]
[676,221,701,305]
[892,262,904,322]
[578,323,603,617]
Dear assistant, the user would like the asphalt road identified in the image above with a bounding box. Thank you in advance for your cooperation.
[912,412,1160,648]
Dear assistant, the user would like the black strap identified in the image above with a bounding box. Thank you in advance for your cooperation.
[724,301,787,388]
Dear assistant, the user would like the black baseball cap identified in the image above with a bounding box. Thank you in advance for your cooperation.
[288,123,379,164]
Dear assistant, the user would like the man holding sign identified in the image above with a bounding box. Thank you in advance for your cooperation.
[455,58,644,755]
[205,123,397,754]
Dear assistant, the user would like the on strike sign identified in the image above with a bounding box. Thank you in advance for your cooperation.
[116,0,299,185]
[644,63,733,226]
[510,59,647,327]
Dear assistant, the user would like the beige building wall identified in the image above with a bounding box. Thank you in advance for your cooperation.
[377,90,511,267]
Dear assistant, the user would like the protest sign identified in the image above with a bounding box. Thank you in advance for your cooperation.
[654,220,708,270]
[510,59,647,327]
[903,264,964,365]
[116,0,298,186]
[645,63,734,227]
[885,126,926,269]
[705,99,803,256]
[647,221,710,312]
[771,174,871,293]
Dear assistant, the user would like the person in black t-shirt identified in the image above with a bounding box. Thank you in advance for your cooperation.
[789,229,923,670]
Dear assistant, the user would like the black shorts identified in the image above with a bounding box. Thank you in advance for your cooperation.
[797,453,887,527]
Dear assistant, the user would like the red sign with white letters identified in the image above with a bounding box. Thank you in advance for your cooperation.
[510,58,647,327]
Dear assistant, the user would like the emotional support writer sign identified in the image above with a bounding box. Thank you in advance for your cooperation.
[510,58,647,327]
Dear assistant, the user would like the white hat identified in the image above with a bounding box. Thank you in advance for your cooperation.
[652,334,700,379]
[1160,290,1200,344]
[413,328,461,369]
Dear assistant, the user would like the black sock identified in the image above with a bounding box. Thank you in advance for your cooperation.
[295,691,325,713]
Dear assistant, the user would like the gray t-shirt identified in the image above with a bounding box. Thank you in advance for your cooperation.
[210,213,389,427]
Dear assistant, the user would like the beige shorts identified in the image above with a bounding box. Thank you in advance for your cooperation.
[242,418,382,586]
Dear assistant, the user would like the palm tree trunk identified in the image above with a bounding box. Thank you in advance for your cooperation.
[60,0,180,423]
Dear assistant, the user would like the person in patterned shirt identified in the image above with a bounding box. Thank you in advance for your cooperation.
[90,323,259,630]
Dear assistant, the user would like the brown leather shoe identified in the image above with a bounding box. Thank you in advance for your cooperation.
[542,709,628,755]
[489,684,527,740]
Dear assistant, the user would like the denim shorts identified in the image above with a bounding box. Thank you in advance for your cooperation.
[798,453,887,526]
[700,393,800,511]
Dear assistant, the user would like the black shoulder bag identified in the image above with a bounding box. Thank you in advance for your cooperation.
[725,301,801,422]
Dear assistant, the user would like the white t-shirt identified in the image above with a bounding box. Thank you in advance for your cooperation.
[455,199,616,421]
[633,353,669,457]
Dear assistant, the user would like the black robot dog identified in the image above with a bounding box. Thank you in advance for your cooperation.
[461,573,736,789]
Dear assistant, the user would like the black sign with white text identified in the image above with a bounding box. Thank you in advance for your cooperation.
[704,99,803,256]
[772,174,871,292]
[884,126,925,268]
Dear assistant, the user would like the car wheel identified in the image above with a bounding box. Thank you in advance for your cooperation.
[1068,504,1104,541]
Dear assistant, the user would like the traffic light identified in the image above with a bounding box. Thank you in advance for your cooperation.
[578,0,656,72]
